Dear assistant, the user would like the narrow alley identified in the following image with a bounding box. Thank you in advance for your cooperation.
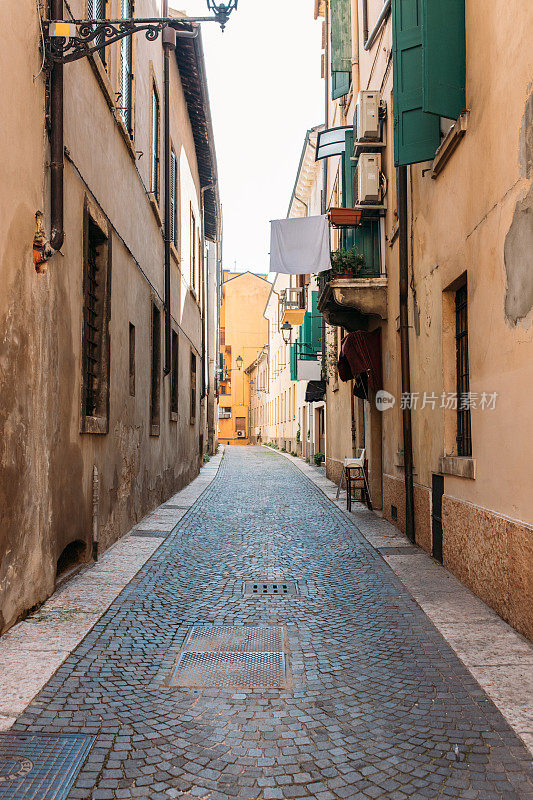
[1,447,532,800]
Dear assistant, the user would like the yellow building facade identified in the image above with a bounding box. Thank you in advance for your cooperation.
[218,272,271,445]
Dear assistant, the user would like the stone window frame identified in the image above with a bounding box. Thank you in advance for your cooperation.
[80,196,112,435]
[170,327,179,422]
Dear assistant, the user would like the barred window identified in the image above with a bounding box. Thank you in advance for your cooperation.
[150,82,160,200]
[455,282,472,457]
[170,329,179,416]
[82,201,111,434]
[150,303,161,435]
[170,148,177,247]
[119,0,134,135]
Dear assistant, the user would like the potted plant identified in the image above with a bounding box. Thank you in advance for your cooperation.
[330,247,365,279]
[314,452,325,466]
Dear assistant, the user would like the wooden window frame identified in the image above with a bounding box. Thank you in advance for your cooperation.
[150,77,160,203]
[119,0,135,138]
[81,197,112,435]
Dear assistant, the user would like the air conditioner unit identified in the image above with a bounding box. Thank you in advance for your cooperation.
[357,152,382,205]
[355,90,380,142]
[237,430,245,438]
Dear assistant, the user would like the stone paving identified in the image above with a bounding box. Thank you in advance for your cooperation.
[8,446,533,799]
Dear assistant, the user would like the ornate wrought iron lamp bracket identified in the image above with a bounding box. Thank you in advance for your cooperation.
[43,3,237,64]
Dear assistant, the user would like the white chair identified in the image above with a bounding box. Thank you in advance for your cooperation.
[344,449,371,510]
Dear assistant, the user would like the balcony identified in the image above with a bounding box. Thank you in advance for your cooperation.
[318,217,387,330]
[279,287,307,326]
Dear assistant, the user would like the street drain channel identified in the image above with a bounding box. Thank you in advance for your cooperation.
[378,545,422,555]
[0,733,94,799]
[130,529,171,538]
[243,581,305,596]
[170,625,286,689]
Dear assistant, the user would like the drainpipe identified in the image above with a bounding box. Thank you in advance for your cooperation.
[398,165,415,542]
[50,0,65,251]
[92,466,99,561]
[364,0,391,51]
[362,0,369,45]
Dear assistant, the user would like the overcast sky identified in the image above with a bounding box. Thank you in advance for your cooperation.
[182,0,324,274]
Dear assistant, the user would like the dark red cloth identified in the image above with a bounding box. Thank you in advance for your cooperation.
[337,330,383,395]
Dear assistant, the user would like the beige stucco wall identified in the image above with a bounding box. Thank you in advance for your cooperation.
[0,0,214,633]
[318,0,533,638]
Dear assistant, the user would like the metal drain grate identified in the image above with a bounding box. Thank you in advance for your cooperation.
[130,529,170,538]
[243,581,301,596]
[0,733,94,799]
[170,625,286,688]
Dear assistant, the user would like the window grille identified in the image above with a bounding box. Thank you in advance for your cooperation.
[190,352,197,424]
[190,209,196,290]
[170,149,177,246]
[151,83,160,199]
[455,282,471,457]
[82,206,110,433]
[119,0,133,135]
[150,304,161,433]
[171,329,179,414]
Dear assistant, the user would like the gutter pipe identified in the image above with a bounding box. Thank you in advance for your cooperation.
[50,0,65,251]
[364,0,391,51]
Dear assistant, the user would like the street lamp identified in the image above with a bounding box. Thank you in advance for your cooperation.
[206,0,238,30]
[236,355,243,370]
[281,322,293,345]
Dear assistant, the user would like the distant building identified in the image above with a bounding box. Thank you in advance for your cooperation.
[218,272,271,445]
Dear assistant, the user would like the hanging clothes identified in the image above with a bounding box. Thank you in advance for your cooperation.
[270,215,331,275]
[337,330,383,397]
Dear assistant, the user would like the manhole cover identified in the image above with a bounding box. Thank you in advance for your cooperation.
[243,581,302,596]
[378,545,421,555]
[0,733,94,799]
[170,625,286,688]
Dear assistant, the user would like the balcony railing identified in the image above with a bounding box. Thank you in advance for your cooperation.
[279,286,307,326]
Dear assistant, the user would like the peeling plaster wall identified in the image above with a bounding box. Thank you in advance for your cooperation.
[0,0,211,634]
[504,184,533,326]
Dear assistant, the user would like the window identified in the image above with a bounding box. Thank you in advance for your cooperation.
[88,0,107,67]
[190,351,197,424]
[170,329,179,416]
[119,0,134,135]
[455,282,471,456]
[190,207,196,290]
[170,148,177,247]
[82,201,111,434]
[129,322,135,397]
[150,303,161,435]
[150,82,160,200]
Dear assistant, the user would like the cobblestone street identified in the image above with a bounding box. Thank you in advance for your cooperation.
[5,446,533,799]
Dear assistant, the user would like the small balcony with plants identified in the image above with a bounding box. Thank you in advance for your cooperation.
[317,216,387,330]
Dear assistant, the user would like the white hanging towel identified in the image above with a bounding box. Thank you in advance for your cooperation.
[270,215,331,275]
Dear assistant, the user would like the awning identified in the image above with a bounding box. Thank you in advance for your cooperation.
[305,380,326,402]
[270,215,331,275]
[315,126,352,160]
[337,330,382,399]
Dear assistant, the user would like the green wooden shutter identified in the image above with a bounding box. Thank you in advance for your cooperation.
[422,0,466,119]
[355,219,381,277]
[341,130,357,249]
[392,0,440,166]
[290,342,298,381]
[332,71,350,100]
[330,0,352,73]
[310,292,322,353]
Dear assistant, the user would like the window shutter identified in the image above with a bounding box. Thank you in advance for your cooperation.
[290,343,298,381]
[170,150,176,245]
[392,0,440,166]
[330,0,352,73]
[355,219,381,277]
[342,130,357,249]
[310,291,322,353]
[422,0,466,119]
[332,71,350,100]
